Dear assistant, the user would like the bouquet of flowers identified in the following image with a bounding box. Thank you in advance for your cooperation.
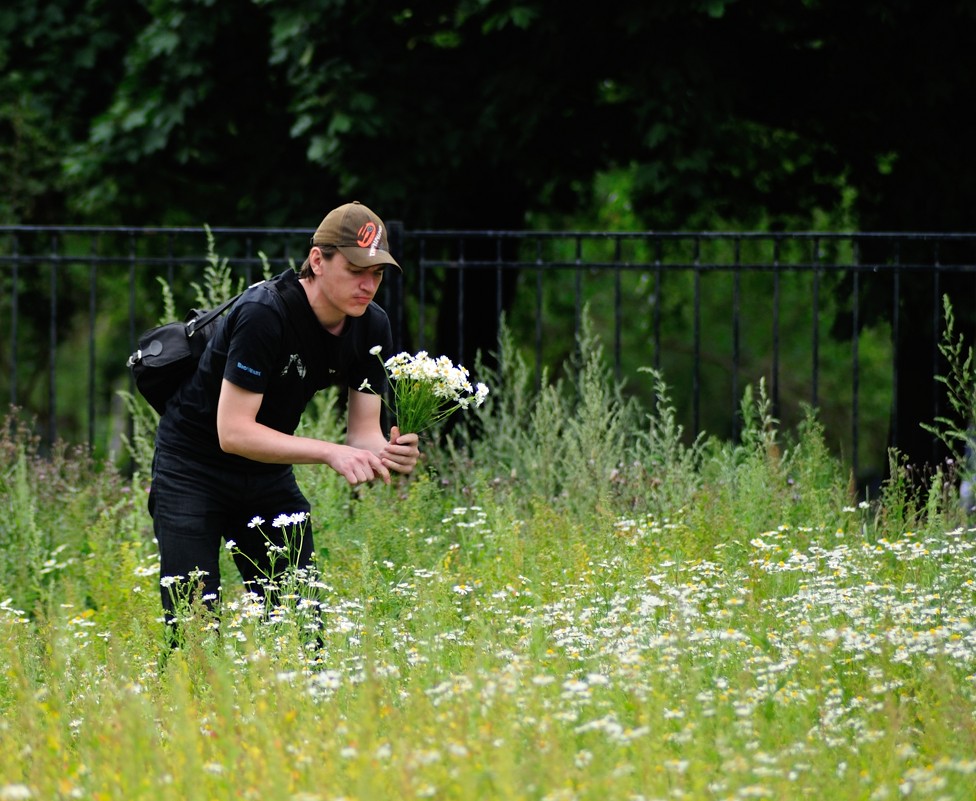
[360,347,489,434]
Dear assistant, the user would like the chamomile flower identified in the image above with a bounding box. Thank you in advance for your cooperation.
[364,347,490,434]
[272,511,309,529]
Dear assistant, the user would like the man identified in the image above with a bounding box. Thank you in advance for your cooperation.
[149,201,419,630]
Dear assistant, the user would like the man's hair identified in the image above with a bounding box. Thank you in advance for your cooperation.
[300,244,338,279]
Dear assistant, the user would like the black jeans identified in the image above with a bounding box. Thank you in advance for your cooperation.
[148,445,314,621]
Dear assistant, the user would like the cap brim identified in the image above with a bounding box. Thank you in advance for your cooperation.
[337,245,401,271]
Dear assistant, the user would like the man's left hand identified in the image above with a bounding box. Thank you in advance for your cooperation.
[381,426,420,474]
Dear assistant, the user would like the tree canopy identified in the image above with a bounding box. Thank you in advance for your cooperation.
[8,0,974,232]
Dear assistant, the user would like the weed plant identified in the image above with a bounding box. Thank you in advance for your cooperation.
[2,313,976,799]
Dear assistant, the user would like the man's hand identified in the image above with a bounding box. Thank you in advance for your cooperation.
[381,426,420,475]
[346,392,420,481]
[327,444,392,486]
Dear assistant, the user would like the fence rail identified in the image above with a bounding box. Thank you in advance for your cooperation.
[3,225,976,482]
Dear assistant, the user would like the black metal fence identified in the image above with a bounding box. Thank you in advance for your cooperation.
[2,225,975,481]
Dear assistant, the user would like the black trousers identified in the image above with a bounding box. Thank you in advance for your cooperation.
[148,445,314,620]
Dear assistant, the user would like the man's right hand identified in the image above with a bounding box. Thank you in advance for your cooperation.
[327,443,392,486]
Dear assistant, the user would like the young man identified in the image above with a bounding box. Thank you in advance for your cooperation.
[149,201,419,627]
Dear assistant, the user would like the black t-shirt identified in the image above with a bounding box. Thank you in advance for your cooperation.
[156,269,392,471]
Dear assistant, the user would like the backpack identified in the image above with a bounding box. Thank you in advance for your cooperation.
[126,288,251,415]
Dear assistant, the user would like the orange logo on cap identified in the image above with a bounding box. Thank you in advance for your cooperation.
[357,222,378,248]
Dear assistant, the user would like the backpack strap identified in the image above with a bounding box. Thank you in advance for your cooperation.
[185,278,267,336]
[185,291,244,336]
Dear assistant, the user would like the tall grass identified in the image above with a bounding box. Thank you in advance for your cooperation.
[1,319,975,800]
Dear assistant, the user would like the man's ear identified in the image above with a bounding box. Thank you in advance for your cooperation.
[308,247,325,277]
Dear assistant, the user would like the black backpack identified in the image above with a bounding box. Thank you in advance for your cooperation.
[126,289,248,415]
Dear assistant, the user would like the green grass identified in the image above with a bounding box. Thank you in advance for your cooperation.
[1,325,975,801]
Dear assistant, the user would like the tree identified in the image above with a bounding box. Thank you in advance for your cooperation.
[742,0,976,472]
[4,0,976,469]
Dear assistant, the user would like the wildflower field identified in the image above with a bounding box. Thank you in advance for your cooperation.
[1,328,975,801]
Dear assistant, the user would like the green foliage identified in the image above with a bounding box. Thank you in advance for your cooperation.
[0,0,136,223]
[435,310,644,522]
[922,294,976,463]
[14,0,953,231]
[669,380,854,566]
[0,410,150,616]
[117,389,159,480]
[432,313,859,562]
[189,225,267,312]
[633,366,707,515]
[292,387,359,540]
[1,313,976,799]
[0,76,66,224]
[561,315,639,508]
[491,232,894,480]
[2,0,953,477]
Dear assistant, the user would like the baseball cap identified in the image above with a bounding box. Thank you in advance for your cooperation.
[311,201,401,271]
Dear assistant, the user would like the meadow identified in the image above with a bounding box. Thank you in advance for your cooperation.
[1,324,974,801]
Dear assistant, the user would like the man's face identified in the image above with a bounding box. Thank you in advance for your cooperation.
[319,248,385,317]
